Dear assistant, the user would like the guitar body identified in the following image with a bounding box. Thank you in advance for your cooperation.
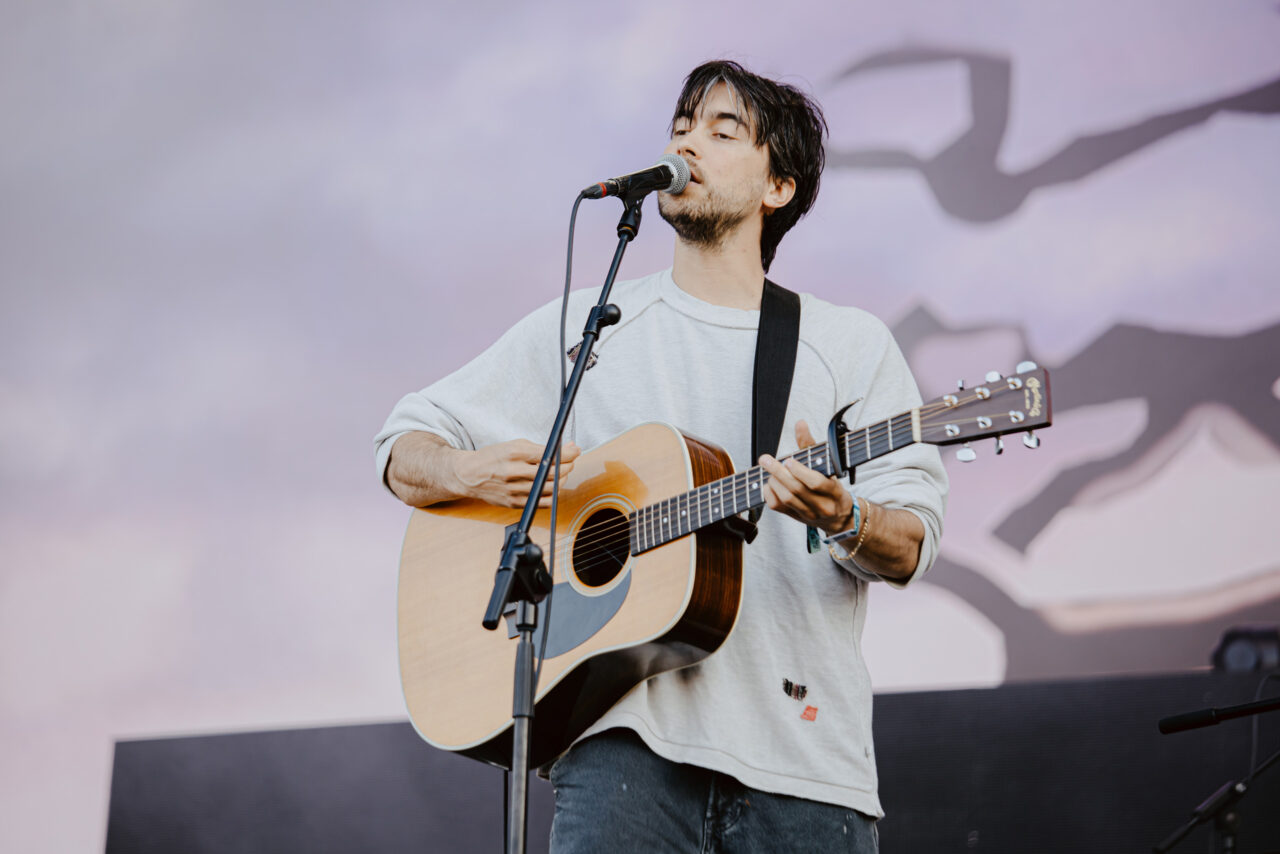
[397,422,744,768]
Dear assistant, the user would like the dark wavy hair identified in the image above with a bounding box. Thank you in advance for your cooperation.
[670,60,828,272]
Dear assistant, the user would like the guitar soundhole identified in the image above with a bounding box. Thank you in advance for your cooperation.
[572,507,631,588]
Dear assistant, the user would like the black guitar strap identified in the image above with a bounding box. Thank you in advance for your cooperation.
[740,277,801,541]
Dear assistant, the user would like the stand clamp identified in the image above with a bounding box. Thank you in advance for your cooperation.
[583,304,621,338]
[482,527,552,631]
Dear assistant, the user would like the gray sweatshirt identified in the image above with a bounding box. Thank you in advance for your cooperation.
[375,268,948,817]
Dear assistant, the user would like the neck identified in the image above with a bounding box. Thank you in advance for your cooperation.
[669,221,767,310]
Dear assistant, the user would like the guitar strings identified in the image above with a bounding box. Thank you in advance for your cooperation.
[508,402,972,567]
[543,402,990,566]
[553,412,980,572]
[443,400,1000,569]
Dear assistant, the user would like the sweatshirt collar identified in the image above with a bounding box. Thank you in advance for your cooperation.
[657,268,762,329]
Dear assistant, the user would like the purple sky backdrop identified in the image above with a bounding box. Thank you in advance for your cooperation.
[3,1,1279,850]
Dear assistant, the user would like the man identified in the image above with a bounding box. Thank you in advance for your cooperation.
[376,60,947,852]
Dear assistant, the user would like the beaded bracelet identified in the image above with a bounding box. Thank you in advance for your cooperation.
[847,500,873,559]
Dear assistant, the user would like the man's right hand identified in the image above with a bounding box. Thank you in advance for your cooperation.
[386,431,580,509]
[452,438,581,508]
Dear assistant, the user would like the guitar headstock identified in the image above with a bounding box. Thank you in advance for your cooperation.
[918,362,1052,458]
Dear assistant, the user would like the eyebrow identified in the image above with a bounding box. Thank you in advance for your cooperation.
[711,111,748,130]
[675,110,751,133]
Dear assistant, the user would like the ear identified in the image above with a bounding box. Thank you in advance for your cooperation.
[762,175,796,216]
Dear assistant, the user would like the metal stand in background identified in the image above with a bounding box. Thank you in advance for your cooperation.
[1153,696,1280,853]
[481,192,646,854]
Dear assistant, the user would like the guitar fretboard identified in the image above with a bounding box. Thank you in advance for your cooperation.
[629,410,919,554]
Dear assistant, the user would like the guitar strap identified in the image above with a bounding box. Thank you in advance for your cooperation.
[735,277,801,544]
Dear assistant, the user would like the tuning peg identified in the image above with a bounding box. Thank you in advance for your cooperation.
[1015,360,1039,374]
[985,370,1003,383]
[1022,431,1040,449]
[956,443,976,463]
[956,379,966,391]
[994,436,1004,455]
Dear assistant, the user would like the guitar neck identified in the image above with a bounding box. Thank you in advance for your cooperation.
[630,410,920,554]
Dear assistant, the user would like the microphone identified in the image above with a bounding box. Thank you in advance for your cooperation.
[1158,707,1221,734]
[582,154,690,199]
[1157,695,1280,734]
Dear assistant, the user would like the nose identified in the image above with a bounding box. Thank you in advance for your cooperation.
[666,135,699,164]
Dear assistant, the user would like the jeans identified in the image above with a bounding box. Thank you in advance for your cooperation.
[548,728,879,853]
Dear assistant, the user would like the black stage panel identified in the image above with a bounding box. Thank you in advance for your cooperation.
[106,672,1279,853]
[873,671,1280,853]
[106,722,553,853]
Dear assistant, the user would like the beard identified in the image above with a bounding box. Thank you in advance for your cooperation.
[658,191,751,249]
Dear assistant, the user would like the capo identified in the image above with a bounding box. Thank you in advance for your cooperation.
[716,513,759,544]
[826,399,862,485]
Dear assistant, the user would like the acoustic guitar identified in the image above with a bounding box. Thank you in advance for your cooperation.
[398,365,1051,767]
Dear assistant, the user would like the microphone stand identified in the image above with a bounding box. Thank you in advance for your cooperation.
[481,191,647,854]
[1153,697,1280,853]
[1152,743,1280,854]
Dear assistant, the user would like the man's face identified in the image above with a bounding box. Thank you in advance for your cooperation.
[658,82,779,248]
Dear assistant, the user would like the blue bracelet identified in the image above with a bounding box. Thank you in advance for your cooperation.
[822,498,862,546]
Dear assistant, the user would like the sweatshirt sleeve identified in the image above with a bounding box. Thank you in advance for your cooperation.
[373,297,566,492]
[828,311,949,589]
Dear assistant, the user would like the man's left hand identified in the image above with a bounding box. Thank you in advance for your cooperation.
[759,421,855,536]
